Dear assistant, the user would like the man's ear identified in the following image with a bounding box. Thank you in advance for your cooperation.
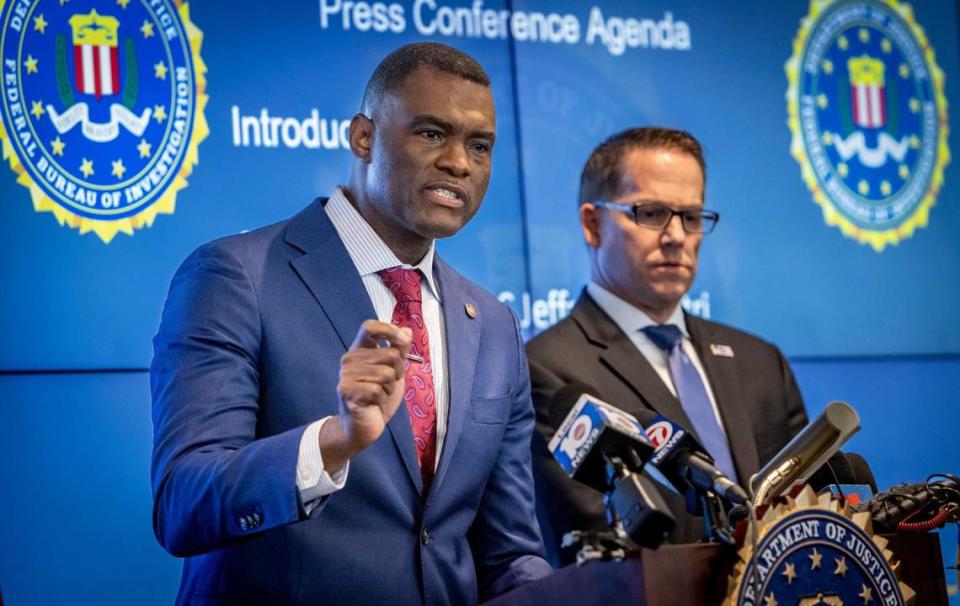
[580,203,601,248]
[349,113,373,162]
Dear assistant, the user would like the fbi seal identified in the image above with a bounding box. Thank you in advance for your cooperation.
[786,0,949,251]
[725,487,914,606]
[0,0,207,242]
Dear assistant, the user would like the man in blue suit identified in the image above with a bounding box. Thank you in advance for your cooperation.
[151,43,551,605]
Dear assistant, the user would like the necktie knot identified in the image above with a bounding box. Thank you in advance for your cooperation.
[378,267,422,304]
[642,324,683,351]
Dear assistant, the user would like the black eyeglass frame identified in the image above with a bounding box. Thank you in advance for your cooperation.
[592,201,720,234]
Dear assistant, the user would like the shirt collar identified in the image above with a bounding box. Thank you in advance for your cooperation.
[325,187,441,301]
[586,281,689,338]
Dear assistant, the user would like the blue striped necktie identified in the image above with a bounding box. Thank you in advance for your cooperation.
[642,324,738,483]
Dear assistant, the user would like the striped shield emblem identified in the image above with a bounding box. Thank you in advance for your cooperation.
[848,55,886,129]
[68,10,120,100]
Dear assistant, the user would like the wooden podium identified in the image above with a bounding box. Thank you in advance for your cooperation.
[484,533,948,606]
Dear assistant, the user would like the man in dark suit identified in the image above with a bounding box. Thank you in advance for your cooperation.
[527,127,808,565]
[151,43,550,605]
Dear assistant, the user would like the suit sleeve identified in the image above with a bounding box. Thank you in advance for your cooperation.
[470,311,552,600]
[150,241,307,557]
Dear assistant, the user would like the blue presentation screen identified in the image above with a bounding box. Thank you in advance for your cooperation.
[1,0,957,370]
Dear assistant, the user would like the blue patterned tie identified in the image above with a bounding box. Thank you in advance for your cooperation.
[642,324,739,483]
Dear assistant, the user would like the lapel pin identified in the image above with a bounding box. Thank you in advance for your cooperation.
[464,303,477,319]
[710,344,735,358]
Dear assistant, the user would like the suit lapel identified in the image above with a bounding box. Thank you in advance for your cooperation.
[286,199,376,351]
[284,198,422,493]
[686,315,759,481]
[428,257,480,501]
[574,293,698,433]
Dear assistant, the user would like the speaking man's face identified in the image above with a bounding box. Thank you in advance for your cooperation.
[583,147,705,320]
[363,67,496,244]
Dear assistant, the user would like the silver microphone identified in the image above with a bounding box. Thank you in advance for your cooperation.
[749,401,861,507]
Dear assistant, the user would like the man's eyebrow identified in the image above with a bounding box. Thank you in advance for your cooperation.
[471,129,495,142]
[409,114,495,142]
[410,114,454,131]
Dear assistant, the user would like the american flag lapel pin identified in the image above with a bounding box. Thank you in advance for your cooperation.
[709,344,735,358]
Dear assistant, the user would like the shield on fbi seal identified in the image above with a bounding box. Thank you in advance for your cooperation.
[849,55,886,129]
[69,10,120,100]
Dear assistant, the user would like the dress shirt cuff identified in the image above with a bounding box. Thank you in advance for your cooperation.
[297,417,348,515]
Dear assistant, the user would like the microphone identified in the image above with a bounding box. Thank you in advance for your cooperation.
[846,452,878,493]
[807,452,875,505]
[749,401,861,507]
[547,383,655,491]
[547,384,675,549]
[640,413,749,506]
[805,452,856,492]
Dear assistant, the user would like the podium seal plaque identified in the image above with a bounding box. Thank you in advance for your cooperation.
[725,487,914,606]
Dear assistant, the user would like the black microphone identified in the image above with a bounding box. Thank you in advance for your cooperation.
[636,410,749,507]
[546,384,675,549]
[846,452,878,494]
[805,452,857,493]
[546,383,655,492]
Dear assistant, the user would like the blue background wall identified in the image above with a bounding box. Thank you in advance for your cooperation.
[0,0,957,603]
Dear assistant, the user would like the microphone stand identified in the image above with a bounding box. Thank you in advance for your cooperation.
[562,456,637,565]
[562,454,676,564]
[699,491,736,544]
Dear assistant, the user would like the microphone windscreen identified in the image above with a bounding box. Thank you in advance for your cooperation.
[846,452,878,493]
[547,382,601,429]
[806,452,856,492]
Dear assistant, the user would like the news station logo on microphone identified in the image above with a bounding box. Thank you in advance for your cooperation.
[549,396,602,476]
[645,420,674,449]
[548,394,650,479]
[644,416,687,467]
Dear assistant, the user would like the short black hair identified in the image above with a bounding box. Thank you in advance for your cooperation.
[361,42,490,114]
[579,127,706,206]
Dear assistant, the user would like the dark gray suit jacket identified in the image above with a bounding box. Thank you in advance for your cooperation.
[527,292,808,565]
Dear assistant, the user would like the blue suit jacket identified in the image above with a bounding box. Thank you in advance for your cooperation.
[151,198,551,605]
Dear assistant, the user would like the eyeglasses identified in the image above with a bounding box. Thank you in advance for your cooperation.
[592,201,720,234]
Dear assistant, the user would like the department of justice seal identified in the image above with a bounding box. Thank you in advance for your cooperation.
[786,0,949,251]
[0,0,207,242]
[725,487,914,606]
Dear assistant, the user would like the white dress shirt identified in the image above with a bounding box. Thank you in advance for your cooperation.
[585,281,728,437]
[296,188,449,511]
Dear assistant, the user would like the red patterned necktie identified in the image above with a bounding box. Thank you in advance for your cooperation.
[378,267,437,492]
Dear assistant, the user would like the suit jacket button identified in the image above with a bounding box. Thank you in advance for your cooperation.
[421,528,430,545]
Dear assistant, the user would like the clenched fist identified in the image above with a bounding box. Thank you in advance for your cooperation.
[320,320,412,473]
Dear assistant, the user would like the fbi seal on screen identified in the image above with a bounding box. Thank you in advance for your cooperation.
[724,487,914,606]
[785,0,949,252]
[0,0,207,243]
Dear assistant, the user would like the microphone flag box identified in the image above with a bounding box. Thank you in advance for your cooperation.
[644,415,690,468]
[642,414,714,497]
[548,394,652,487]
